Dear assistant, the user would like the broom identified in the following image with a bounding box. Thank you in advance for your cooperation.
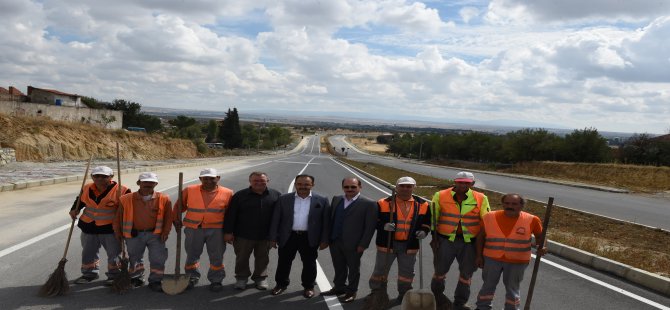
[112,142,132,294]
[38,155,93,297]
[363,189,396,310]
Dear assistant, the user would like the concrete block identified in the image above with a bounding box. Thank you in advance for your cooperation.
[625,268,670,296]
[40,179,55,186]
[591,256,629,278]
[13,182,27,190]
[554,243,594,266]
[0,183,15,192]
[52,177,68,184]
[66,175,80,182]
[26,180,43,188]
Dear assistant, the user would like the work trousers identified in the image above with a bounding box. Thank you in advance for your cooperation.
[431,236,477,305]
[369,241,416,297]
[184,227,226,283]
[329,238,364,293]
[233,237,271,282]
[126,232,168,283]
[80,232,121,279]
[475,257,528,310]
[275,231,318,289]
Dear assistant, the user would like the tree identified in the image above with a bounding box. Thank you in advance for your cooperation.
[502,129,561,163]
[106,99,162,132]
[219,108,242,149]
[560,128,610,162]
[169,115,196,129]
[205,120,219,143]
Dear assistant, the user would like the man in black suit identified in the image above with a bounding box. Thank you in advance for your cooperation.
[269,174,330,298]
[321,177,376,303]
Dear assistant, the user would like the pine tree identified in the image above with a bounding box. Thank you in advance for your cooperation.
[219,108,242,149]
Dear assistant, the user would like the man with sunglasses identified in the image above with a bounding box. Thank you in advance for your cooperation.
[173,168,233,292]
[69,165,130,285]
[321,177,376,303]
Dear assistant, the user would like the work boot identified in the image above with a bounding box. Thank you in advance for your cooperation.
[209,282,223,292]
[148,282,162,292]
[234,279,247,290]
[254,279,268,290]
[74,274,99,284]
[453,303,472,310]
[187,277,199,290]
[435,294,453,310]
[130,277,145,288]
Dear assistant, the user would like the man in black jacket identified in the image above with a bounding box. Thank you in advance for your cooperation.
[224,171,281,290]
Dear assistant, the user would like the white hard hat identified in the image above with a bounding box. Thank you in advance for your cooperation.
[199,168,218,177]
[138,172,158,182]
[91,166,113,176]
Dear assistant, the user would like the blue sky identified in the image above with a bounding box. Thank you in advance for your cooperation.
[1,0,669,134]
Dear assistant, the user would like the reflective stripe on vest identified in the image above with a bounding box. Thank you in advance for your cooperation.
[434,188,484,242]
[182,185,230,229]
[482,210,533,262]
[120,192,168,238]
[379,198,429,241]
[79,183,127,226]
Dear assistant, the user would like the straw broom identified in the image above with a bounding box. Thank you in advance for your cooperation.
[112,142,132,294]
[38,156,93,297]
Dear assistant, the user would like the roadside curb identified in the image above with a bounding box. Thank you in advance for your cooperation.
[335,157,670,296]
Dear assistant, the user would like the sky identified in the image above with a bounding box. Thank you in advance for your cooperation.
[1,0,669,134]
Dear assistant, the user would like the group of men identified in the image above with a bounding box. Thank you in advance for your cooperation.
[69,166,546,310]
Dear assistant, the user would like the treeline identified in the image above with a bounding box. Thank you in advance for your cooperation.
[82,97,293,153]
[381,128,670,166]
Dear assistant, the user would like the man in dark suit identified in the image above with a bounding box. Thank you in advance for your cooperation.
[320,177,377,303]
[269,174,330,298]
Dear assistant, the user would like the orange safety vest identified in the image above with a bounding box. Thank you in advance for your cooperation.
[182,185,232,229]
[79,182,128,226]
[378,198,429,241]
[482,210,534,262]
[434,188,485,242]
[119,192,169,238]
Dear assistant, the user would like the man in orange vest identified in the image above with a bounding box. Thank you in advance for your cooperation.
[69,166,130,285]
[173,168,233,292]
[367,176,431,305]
[474,193,546,310]
[430,171,490,310]
[113,172,173,292]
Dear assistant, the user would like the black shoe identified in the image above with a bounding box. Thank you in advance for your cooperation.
[209,282,223,292]
[187,278,198,290]
[130,278,145,288]
[303,288,315,299]
[271,286,287,296]
[320,288,346,296]
[454,303,473,310]
[148,282,162,292]
[73,275,99,284]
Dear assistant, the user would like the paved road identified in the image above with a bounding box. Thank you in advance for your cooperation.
[329,135,670,231]
[0,135,668,309]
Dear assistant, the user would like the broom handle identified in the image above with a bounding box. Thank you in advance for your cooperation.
[175,172,183,275]
[523,197,554,310]
[116,143,127,260]
[382,188,396,283]
[62,155,93,260]
[418,229,423,290]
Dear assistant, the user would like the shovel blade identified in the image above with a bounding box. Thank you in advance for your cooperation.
[401,289,436,310]
[161,274,190,295]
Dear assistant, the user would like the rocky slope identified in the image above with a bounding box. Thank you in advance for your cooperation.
[0,114,198,161]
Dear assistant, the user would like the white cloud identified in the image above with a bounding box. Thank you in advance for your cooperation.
[0,0,668,134]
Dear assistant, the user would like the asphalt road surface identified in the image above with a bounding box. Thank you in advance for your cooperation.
[329,135,670,231]
[0,135,668,309]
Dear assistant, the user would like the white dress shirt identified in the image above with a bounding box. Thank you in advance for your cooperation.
[343,193,360,209]
[292,192,312,231]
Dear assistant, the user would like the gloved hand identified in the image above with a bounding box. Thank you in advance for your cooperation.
[383,223,396,232]
[415,230,427,239]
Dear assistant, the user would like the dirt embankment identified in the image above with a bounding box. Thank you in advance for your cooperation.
[0,114,198,161]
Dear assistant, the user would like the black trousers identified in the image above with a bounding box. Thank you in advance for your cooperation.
[329,238,363,293]
[275,232,318,289]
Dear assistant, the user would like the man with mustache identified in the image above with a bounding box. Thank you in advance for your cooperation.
[474,193,546,310]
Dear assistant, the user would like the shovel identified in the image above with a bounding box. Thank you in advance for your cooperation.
[162,172,190,295]
[401,234,436,310]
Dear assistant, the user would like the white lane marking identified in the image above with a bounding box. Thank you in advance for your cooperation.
[334,157,670,309]
[0,224,71,259]
[0,160,275,259]
[287,155,343,309]
[330,158,392,195]
[536,255,670,310]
